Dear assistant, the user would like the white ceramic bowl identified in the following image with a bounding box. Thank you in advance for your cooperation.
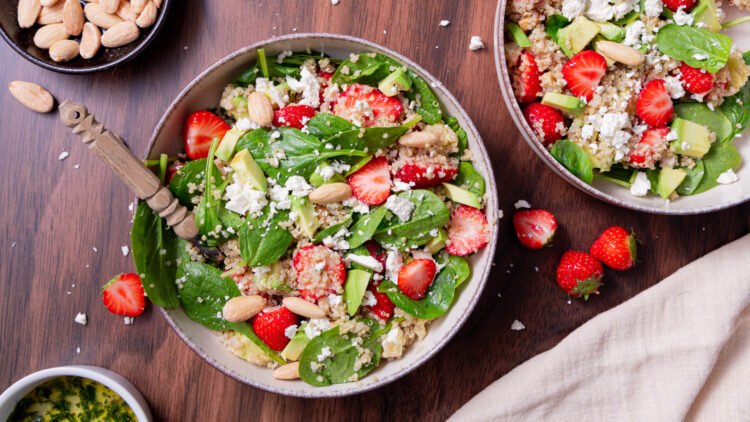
[0,366,152,421]
[494,1,750,214]
[146,33,499,397]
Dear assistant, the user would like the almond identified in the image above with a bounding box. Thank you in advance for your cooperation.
[282,297,326,319]
[247,91,274,126]
[222,295,266,322]
[99,0,119,13]
[153,0,161,7]
[33,23,68,49]
[398,131,440,148]
[63,0,84,36]
[79,22,101,59]
[135,1,156,28]
[40,0,59,6]
[130,0,146,13]
[38,2,64,24]
[116,1,138,21]
[49,39,79,62]
[273,362,300,380]
[308,183,352,205]
[84,3,123,29]
[101,21,139,47]
[18,0,42,28]
[8,81,54,113]
[595,41,645,67]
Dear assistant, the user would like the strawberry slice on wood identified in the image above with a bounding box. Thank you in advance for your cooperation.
[103,273,145,317]
[348,157,392,205]
[252,307,299,351]
[446,205,490,256]
[184,110,230,160]
[513,209,557,249]
[397,259,437,300]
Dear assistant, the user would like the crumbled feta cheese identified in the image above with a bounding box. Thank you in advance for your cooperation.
[346,253,384,272]
[331,0,339,4]
[581,124,595,140]
[327,294,343,306]
[224,174,268,216]
[624,21,646,48]
[285,324,298,339]
[318,165,335,181]
[285,175,312,197]
[439,20,450,26]
[562,0,586,19]
[362,290,378,307]
[323,228,351,250]
[514,199,531,209]
[235,117,258,132]
[629,172,651,197]
[269,184,292,209]
[664,76,685,99]
[255,78,289,107]
[469,36,486,51]
[58,151,69,161]
[510,319,526,331]
[330,160,351,174]
[121,246,129,256]
[673,7,694,25]
[74,313,87,326]
[286,67,322,109]
[716,169,738,185]
[692,53,708,61]
[317,346,333,361]
[342,196,369,214]
[385,195,414,221]
[391,180,412,192]
[385,250,403,282]
[644,0,663,16]
[305,318,332,339]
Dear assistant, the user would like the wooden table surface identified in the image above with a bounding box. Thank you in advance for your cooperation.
[1,0,748,420]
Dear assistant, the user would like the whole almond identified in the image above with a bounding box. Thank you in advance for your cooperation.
[99,0,119,13]
[33,23,68,49]
[595,41,645,67]
[130,0,146,13]
[222,295,266,322]
[38,2,64,24]
[18,0,42,28]
[152,0,161,7]
[8,81,54,113]
[273,362,300,380]
[49,39,78,62]
[135,1,156,28]
[398,131,441,148]
[101,20,139,47]
[84,3,123,29]
[282,297,326,319]
[247,91,274,126]
[116,1,138,21]
[63,0,84,36]
[79,22,101,59]
[308,183,352,205]
[40,0,59,6]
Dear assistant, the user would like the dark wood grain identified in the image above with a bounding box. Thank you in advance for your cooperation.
[1,1,748,421]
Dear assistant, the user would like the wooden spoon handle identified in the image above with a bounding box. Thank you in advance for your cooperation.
[59,100,199,240]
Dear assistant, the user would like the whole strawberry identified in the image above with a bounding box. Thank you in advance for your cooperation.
[590,226,637,271]
[556,251,603,300]
[252,306,299,351]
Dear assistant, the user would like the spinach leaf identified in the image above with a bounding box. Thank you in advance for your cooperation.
[377,262,457,319]
[445,116,469,157]
[314,214,353,244]
[404,70,443,124]
[373,190,450,251]
[545,15,570,43]
[656,24,732,73]
[306,113,357,139]
[745,51,750,65]
[131,201,179,307]
[331,53,400,86]
[238,207,293,266]
[646,169,660,195]
[442,255,470,288]
[168,159,222,210]
[550,139,594,184]
[594,165,636,188]
[347,205,388,249]
[692,141,742,194]
[237,128,368,184]
[674,102,733,143]
[177,261,285,365]
[235,50,338,87]
[194,139,235,247]
[718,77,750,140]
[299,319,384,385]
[326,117,420,152]
[453,162,486,197]
[676,160,706,196]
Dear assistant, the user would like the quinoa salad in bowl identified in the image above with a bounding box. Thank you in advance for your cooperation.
[500,0,750,209]
[132,38,497,391]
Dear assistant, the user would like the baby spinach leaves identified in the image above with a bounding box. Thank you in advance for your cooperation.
[314,214,353,244]
[676,161,706,195]
[239,207,293,266]
[235,49,338,87]
[326,117,421,152]
[656,24,732,73]
[177,261,285,365]
[404,70,442,124]
[306,113,357,139]
[595,165,636,188]
[718,76,750,140]
[691,141,741,194]
[347,205,387,249]
[445,116,469,157]
[674,102,733,143]
[550,139,594,184]
[299,319,386,386]
[373,190,450,251]
[168,159,222,210]
[377,260,459,319]
[331,53,400,86]
[444,255,471,288]
[194,139,240,247]
[453,162,486,197]
[545,15,570,43]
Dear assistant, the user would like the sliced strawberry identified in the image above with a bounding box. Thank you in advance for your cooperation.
[446,205,491,256]
[562,50,607,101]
[393,162,458,189]
[319,71,334,80]
[293,245,346,300]
[629,126,670,168]
[184,110,230,160]
[365,282,395,320]
[397,259,437,300]
[252,307,299,351]
[662,0,697,12]
[514,52,542,104]
[512,209,557,249]
[636,79,674,126]
[333,83,403,127]
[273,104,316,129]
[348,157,391,205]
[364,241,387,273]
[522,103,565,146]
[103,273,145,317]
[679,63,714,95]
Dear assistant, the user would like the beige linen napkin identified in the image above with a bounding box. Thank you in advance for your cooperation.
[451,234,750,422]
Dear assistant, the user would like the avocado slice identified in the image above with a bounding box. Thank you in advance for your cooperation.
[657,167,687,199]
[344,269,372,316]
[378,68,412,97]
[291,196,320,239]
[442,183,481,208]
[693,0,721,32]
[216,128,246,162]
[229,149,267,192]
[254,261,292,292]
[557,16,600,58]
[541,93,585,115]
[280,322,309,361]
[727,53,750,90]
[309,160,347,187]
[232,95,249,118]
[507,22,531,47]
[671,118,712,158]
[596,22,625,42]
[424,228,448,254]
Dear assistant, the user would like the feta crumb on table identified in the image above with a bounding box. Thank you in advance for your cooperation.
[439,20,450,26]
[58,151,69,161]
[469,36,486,51]
[510,320,526,331]
[121,246,130,256]
[514,199,531,209]
[74,313,87,326]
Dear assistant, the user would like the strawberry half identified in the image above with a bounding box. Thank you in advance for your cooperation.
[514,52,542,104]
[365,282,395,320]
[273,104,316,129]
[348,157,391,205]
[662,0,697,12]
[446,205,490,256]
[397,259,437,300]
[364,240,387,273]
[184,110,230,160]
[513,209,557,249]
[103,273,145,317]
[293,245,346,300]
[334,83,403,127]
[629,126,669,168]
[590,226,637,271]
[679,63,714,95]
[636,79,674,126]
[252,307,299,351]
[522,103,565,146]
[562,50,607,101]
[393,162,458,189]
[556,251,604,300]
